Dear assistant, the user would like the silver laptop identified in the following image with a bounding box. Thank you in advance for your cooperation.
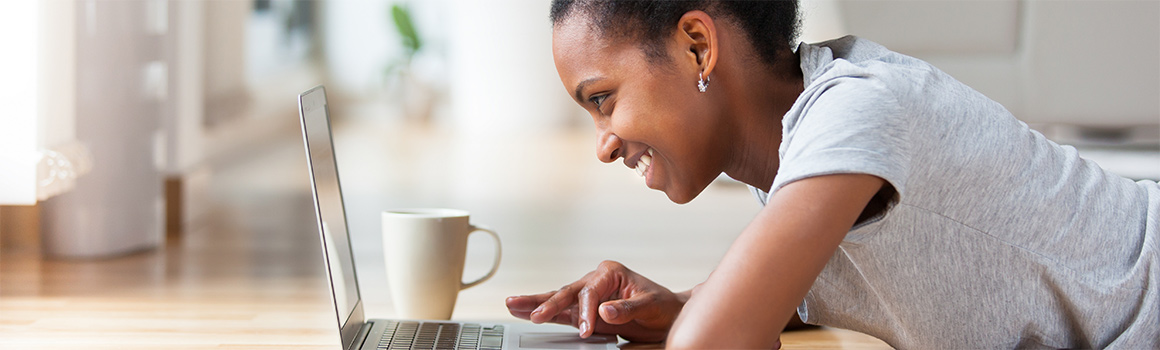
[297,86,619,350]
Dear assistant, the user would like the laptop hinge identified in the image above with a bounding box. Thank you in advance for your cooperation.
[352,321,375,350]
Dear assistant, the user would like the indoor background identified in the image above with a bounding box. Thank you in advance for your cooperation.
[1,0,1157,348]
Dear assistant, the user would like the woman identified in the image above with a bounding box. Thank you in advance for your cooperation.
[505,0,1159,348]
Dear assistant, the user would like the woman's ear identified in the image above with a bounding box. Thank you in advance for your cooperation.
[677,11,718,78]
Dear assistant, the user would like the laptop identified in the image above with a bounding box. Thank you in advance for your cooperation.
[297,86,620,350]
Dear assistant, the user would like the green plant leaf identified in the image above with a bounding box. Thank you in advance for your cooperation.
[391,4,421,56]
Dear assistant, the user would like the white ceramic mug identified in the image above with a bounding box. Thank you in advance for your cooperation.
[382,209,501,320]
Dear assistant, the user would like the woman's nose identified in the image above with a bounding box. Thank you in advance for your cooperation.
[596,130,622,164]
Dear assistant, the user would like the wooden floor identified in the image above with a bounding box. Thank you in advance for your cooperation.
[0,111,891,349]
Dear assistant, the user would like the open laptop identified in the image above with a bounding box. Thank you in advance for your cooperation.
[297,86,620,350]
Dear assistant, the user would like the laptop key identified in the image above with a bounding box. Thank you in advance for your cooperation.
[480,334,503,348]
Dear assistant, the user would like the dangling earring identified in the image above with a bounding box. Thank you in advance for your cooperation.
[697,71,710,93]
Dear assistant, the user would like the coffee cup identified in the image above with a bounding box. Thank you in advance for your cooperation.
[382,209,501,320]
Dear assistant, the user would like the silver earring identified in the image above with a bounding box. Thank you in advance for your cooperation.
[697,71,710,93]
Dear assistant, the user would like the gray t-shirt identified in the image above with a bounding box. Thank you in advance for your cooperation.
[749,36,1159,348]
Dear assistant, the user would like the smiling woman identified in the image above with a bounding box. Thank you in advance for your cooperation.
[550,1,804,204]
[504,0,1160,349]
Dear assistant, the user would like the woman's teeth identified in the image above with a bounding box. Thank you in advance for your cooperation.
[634,148,654,177]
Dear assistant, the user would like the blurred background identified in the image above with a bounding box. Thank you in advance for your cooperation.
[0,0,1158,337]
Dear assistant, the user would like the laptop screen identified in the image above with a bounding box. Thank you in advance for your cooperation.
[298,86,362,336]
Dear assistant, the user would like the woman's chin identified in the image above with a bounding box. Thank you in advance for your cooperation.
[663,188,696,204]
[661,179,715,204]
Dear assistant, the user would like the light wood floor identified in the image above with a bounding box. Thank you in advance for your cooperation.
[0,110,891,349]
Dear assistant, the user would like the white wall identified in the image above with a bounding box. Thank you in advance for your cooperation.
[202,1,250,106]
[322,0,397,97]
[0,0,81,205]
[834,0,1160,128]
[1020,0,1160,127]
[446,0,577,134]
[320,0,577,132]
[0,1,41,205]
[166,0,205,174]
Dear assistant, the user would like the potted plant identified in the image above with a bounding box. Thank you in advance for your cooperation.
[384,3,438,123]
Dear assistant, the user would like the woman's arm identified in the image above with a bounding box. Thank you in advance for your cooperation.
[667,173,885,349]
[677,283,802,331]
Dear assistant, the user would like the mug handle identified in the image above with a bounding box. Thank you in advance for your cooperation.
[461,225,501,290]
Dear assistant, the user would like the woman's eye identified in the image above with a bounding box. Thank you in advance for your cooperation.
[589,94,608,108]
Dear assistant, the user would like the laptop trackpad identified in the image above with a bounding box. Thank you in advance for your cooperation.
[518,333,617,349]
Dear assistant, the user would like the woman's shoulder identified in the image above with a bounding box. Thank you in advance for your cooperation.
[799,35,986,125]
[802,36,940,90]
[805,35,890,62]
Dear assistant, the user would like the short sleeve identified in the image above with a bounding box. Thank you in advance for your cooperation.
[770,73,911,203]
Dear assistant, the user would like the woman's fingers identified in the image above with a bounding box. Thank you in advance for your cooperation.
[506,292,553,312]
[577,274,614,338]
[598,298,634,325]
[505,260,681,343]
[506,293,584,327]
[578,261,643,338]
[529,283,581,324]
[554,306,579,326]
[599,290,662,325]
[587,296,672,343]
[505,292,555,320]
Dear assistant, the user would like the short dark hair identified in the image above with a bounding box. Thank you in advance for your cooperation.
[550,0,800,67]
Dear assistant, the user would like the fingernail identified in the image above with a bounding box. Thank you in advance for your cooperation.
[579,320,588,335]
[532,305,545,316]
[601,305,617,319]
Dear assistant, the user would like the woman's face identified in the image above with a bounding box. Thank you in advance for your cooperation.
[552,18,729,204]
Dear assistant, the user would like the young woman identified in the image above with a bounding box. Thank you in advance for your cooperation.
[504,1,1159,348]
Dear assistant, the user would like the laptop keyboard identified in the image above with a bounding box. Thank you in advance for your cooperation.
[374,320,504,350]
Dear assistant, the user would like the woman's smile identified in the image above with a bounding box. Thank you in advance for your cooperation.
[551,9,762,204]
[629,148,657,188]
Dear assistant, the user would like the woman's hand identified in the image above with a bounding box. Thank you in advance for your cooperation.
[505,260,686,343]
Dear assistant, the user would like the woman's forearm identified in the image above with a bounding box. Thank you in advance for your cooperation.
[676,284,809,331]
[665,174,884,349]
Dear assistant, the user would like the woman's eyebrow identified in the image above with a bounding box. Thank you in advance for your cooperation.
[573,77,603,102]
